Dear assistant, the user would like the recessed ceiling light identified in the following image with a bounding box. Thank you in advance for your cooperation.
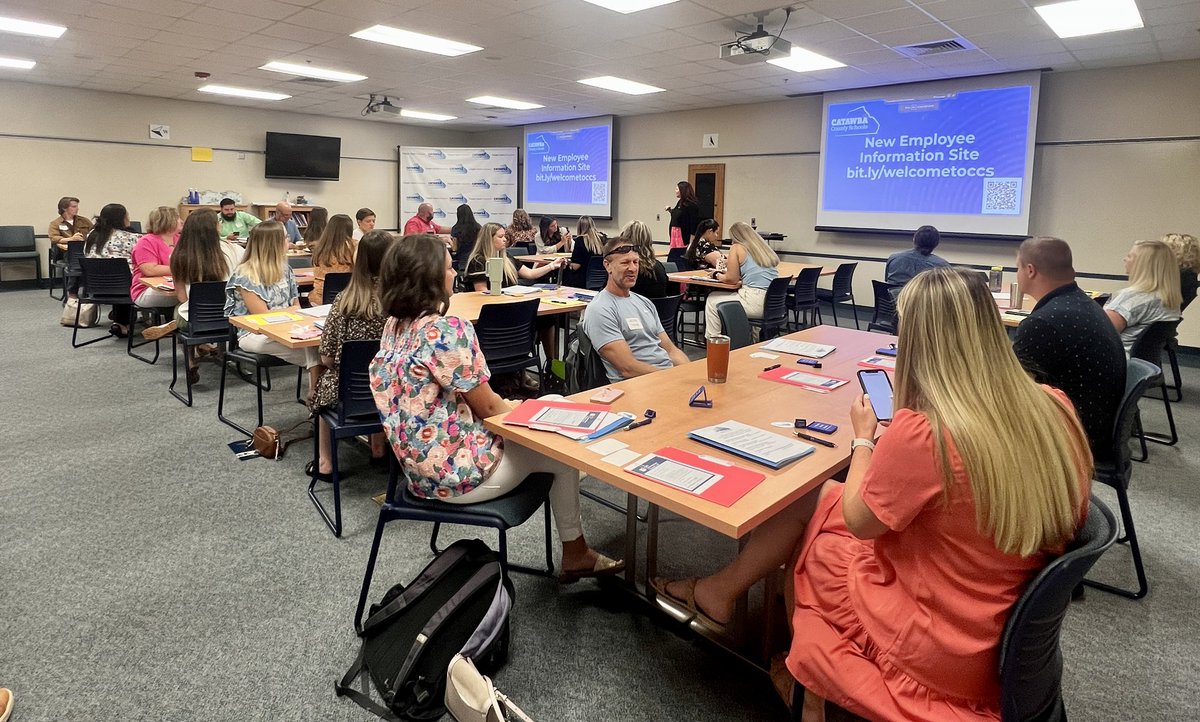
[0,16,66,38]
[198,84,290,101]
[350,25,482,57]
[0,57,36,70]
[401,109,457,121]
[466,95,544,110]
[581,0,680,12]
[259,61,366,83]
[1034,0,1143,39]
[766,47,846,73]
[578,75,665,95]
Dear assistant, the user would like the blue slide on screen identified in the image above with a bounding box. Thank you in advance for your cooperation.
[522,115,614,219]
[816,72,1041,238]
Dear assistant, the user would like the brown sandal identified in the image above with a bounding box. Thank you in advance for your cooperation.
[558,554,625,584]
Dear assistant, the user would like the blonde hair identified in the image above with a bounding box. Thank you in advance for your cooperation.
[1161,233,1200,274]
[239,221,287,287]
[619,220,657,278]
[728,222,779,269]
[577,216,604,255]
[1128,240,1182,311]
[469,222,517,285]
[894,267,1089,557]
[147,206,179,236]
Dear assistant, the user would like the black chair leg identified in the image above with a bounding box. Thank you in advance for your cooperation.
[71,302,114,348]
[309,418,343,537]
[1083,486,1147,599]
[850,297,860,330]
[127,308,163,364]
[1132,413,1149,463]
[828,301,838,327]
[1141,383,1178,447]
[430,522,442,555]
[355,508,392,632]
[217,356,254,437]
[168,335,194,407]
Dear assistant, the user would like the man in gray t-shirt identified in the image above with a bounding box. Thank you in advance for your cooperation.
[581,239,689,383]
[884,225,949,288]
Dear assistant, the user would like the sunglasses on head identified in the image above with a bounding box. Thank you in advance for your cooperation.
[604,245,635,257]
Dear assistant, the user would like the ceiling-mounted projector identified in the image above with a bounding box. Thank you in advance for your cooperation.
[719,24,791,64]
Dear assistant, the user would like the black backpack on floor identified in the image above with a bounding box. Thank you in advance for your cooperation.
[336,539,515,721]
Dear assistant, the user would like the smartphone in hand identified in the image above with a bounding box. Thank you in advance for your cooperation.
[857,369,894,422]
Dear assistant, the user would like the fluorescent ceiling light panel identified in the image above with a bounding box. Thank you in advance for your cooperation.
[401,109,457,121]
[581,0,680,12]
[259,61,366,82]
[350,25,482,56]
[198,84,290,101]
[766,47,846,73]
[0,57,36,70]
[466,95,544,110]
[1034,0,1143,39]
[578,75,665,95]
[0,16,66,38]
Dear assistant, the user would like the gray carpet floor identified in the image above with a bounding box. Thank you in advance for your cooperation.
[1,286,1197,721]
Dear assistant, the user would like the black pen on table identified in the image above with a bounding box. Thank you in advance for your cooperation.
[795,431,837,448]
[626,418,653,431]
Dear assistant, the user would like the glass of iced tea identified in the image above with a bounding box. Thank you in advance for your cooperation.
[706,334,730,383]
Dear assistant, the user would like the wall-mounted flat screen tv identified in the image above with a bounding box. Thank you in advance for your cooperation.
[265,132,341,181]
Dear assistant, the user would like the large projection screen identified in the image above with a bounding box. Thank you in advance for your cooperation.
[522,115,614,219]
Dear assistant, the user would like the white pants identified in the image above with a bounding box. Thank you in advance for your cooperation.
[238,333,320,369]
[705,286,767,337]
[135,287,177,308]
[445,440,584,542]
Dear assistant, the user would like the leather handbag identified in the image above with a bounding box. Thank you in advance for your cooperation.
[445,654,534,722]
[251,416,312,459]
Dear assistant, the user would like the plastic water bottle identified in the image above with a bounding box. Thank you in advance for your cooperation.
[989,266,1004,293]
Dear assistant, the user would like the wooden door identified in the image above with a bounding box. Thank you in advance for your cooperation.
[688,163,725,231]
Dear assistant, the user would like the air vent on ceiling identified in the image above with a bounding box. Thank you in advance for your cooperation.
[894,38,975,58]
[287,77,339,86]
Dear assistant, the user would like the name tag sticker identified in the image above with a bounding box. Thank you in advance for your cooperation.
[625,317,644,331]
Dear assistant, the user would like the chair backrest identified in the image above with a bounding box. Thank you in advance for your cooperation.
[666,247,686,265]
[1128,319,1180,367]
[475,298,539,364]
[998,495,1118,722]
[64,240,85,274]
[1109,358,1161,475]
[651,294,682,344]
[520,242,537,256]
[792,266,822,305]
[585,256,608,291]
[760,275,793,333]
[868,280,899,333]
[662,261,678,274]
[79,257,133,302]
[505,246,525,260]
[716,301,753,349]
[0,225,35,251]
[322,272,352,303]
[337,339,383,422]
[831,262,858,297]
[187,281,231,336]
[127,221,143,234]
[568,320,613,394]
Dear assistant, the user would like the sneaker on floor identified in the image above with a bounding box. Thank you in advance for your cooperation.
[143,319,178,340]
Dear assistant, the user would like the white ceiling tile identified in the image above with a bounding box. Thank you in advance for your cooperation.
[841,7,941,35]
[805,0,911,20]
[873,23,970,48]
[202,0,308,21]
[1146,3,1200,24]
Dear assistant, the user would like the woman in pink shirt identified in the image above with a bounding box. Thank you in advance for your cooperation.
[130,206,182,309]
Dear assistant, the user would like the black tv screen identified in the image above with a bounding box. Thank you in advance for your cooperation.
[265,132,341,181]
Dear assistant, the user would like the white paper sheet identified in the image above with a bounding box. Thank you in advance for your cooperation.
[587,438,629,456]
[601,448,641,467]
[761,338,836,358]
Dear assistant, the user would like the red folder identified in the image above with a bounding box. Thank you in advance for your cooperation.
[627,447,766,507]
[502,399,612,433]
[857,355,896,371]
[758,366,850,393]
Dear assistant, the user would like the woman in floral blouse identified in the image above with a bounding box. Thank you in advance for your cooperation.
[370,234,623,583]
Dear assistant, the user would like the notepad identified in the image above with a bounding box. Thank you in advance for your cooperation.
[242,311,305,326]
[761,338,836,358]
[300,304,332,318]
[501,286,541,296]
[687,420,814,470]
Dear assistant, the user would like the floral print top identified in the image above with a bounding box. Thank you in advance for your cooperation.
[370,313,500,499]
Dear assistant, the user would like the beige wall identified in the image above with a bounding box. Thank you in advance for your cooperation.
[0,79,470,280]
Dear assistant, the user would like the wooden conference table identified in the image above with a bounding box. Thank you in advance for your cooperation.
[228,286,595,350]
[667,262,833,290]
[484,325,894,596]
[143,267,316,295]
[997,289,1110,328]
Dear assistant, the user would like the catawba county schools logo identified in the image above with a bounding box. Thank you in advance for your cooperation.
[829,106,879,137]
[492,194,513,204]
[404,193,424,203]
[471,179,491,189]
[433,208,447,218]
[426,150,447,159]
[477,209,491,218]
[405,162,425,173]
[450,193,469,204]
[448,164,468,174]
[429,179,447,189]
[494,164,513,174]
[473,150,491,159]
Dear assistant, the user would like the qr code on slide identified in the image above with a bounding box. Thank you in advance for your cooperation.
[591,181,609,205]
[982,177,1021,215]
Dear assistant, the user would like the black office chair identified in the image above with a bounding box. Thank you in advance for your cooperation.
[310,339,383,538]
[651,294,683,345]
[476,298,542,391]
[216,326,300,436]
[127,295,171,365]
[169,282,230,407]
[792,496,1118,722]
[816,262,859,329]
[716,301,753,350]
[127,220,142,234]
[749,275,793,341]
[666,247,686,267]
[787,267,823,330]
[584,256,607,291]
[51,240,85,302]
[73,258,132,348]
[867,280,900,334]
[1083,357,1160,599]
[0,225,41,287]
[354,454,554,631]
[1129,320,1179,448]
[319,271,352,306]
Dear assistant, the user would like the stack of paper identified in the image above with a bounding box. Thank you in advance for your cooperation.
[301,304,332,318]
[688,420,815,469]
[761,338,836,358]
[501,286,541,296]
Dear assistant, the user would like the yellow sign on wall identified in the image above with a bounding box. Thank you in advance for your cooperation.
[191,147,213,162]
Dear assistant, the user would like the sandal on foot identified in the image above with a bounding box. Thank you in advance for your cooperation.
[559,554,625,584]
[304,459,335,483]
[649,577,729,632]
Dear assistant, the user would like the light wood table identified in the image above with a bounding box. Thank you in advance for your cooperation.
[513,253,572,265]
[998,290,1110,328]
[668,262,833,290]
